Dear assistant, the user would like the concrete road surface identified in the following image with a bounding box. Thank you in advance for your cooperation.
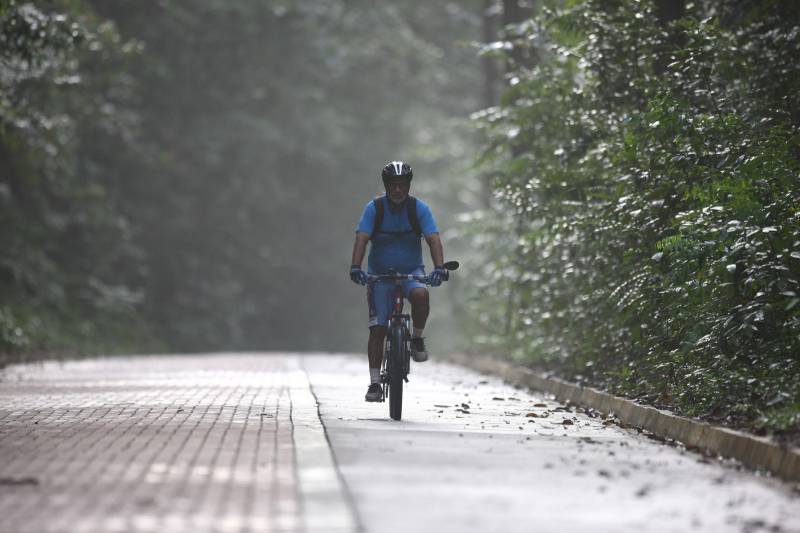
[0,353,798,533]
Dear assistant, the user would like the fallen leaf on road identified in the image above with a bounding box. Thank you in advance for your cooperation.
[0,477,38,486]
[136,497,155,508]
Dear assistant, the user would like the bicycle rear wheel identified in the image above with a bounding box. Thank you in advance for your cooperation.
[388,324,406,420]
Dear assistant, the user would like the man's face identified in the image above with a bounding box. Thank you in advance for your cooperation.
[384,178,411,205]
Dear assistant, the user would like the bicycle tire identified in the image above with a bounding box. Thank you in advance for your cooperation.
[388,324,406,420]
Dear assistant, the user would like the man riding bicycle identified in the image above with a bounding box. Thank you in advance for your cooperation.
[350,161,448,402]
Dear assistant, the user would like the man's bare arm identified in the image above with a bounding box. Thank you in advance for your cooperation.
[424,232,444,268]
[351,231,371,267]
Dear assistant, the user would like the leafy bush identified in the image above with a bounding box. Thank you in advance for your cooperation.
[0,1,154,359]
[1,1,484,360]
[472,0,800,439]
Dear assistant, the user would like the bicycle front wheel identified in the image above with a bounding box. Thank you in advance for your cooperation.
[388,324,406,421]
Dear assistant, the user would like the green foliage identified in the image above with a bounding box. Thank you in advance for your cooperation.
[84,0,482,352]
[0,1,155,357]
[472,0,800,438]
[1,0,483,359]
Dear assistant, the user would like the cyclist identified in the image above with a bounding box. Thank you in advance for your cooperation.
[350,161,448,402]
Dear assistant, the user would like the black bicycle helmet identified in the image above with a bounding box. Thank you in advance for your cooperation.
[381,161,413,182]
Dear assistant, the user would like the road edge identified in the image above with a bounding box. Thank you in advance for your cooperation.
[446,352,800,484]
[290,361,360,533]
[297,357,364,533]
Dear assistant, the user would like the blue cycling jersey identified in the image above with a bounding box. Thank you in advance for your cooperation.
[356,195,438,275]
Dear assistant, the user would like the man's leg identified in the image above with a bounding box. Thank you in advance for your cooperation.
[365,271,389,402]
[368,326,387,369]
[365,326,386,401]
[409,288,429,330]
[408,287,430,362]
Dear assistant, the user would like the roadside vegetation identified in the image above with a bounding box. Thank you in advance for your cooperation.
[468,0,800,441]
[0,0,482,365]
[0,1,152,361]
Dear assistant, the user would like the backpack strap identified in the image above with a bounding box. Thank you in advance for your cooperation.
[372,196,384,236]
[406,195,422,238]
[372,195,422,238]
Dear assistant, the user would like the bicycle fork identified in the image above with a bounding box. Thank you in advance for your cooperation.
[380,281,412,401]
[380,316,412,400]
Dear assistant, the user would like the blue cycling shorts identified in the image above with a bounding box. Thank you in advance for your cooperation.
[367,268,426,328]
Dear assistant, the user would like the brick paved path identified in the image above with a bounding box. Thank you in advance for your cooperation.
[0,354,354,533]
[3,353,799,533]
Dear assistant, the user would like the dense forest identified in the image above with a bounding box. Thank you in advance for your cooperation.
[0,0,484,357]
[470,0,799,439]
[2,1,798,438]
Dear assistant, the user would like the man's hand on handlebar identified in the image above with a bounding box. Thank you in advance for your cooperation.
[350,265,368,286]
[428,266,447,287]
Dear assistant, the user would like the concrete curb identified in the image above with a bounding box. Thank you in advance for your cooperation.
[446,352,800,484]
[291,365,358,533]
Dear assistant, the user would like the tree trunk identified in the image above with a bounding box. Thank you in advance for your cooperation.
[501,0,535,71]
[654,0,685,25]
[482,0,501,110]
[653,0,686,74]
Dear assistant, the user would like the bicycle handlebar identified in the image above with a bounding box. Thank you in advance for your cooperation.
[364,260,459,285]
[366,273,435,284]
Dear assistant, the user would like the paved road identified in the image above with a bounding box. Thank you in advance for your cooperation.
[0,353,798,533]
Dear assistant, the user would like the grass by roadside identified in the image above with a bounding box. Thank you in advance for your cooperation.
[0,306,162,369]
[476,349,800,449]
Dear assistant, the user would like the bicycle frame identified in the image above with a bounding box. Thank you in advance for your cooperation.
[365,261,458,420]
[383,279,411,385]
[366,272,426,420]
